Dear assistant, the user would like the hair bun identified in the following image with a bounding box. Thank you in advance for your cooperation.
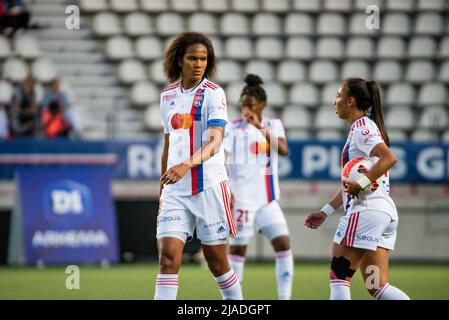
[244,74,263,87]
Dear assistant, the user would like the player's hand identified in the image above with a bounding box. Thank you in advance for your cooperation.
[230,192,235,211]
[242,107,262,129]
[305,211,327,229]
[160,163,190,185]
[342,178,362,198]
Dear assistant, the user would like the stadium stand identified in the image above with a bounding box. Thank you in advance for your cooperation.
[0,0,447,141]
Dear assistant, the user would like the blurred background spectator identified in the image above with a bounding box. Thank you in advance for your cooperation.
[0,0,31,38]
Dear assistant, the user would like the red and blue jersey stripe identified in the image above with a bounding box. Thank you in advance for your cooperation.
[189,88,206,195]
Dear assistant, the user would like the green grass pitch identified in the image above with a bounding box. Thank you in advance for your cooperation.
[0,262,448,300]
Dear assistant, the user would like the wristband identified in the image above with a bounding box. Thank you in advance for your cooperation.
[356,175,372,189]
[320,203,335,216]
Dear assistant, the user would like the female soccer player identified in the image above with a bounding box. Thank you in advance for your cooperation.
[225,74,293,300]
[305,78,410,300]
[155,32,242,300]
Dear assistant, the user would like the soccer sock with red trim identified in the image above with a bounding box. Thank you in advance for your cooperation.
[275,249,294,300]
[154,274,178,300]
[228,254,245,284]
[215,269,243,300]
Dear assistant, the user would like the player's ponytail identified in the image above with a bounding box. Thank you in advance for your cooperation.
[240,73,267,102]
[345,78,390,147]
[366,80,390,146]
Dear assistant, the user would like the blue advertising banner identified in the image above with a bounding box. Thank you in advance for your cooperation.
[8,166,119,265]
[0,139,448,183]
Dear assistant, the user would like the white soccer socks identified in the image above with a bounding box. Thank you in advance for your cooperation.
[228,254,246,284]
[154,274,179,300]
[275,249,294,300]
[215,269,243,300]
[330,279,352,300]
[374,283,410,300]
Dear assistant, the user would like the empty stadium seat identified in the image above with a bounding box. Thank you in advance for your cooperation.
[385,106,415,130]
[79,0,108,12]
[349,13,379,36]
[292,0,322,12]
[140,0,168,12]
[220,13,250,36]
[188,13,218,35]
[262,0,290,12]
[0,36,11,60]
[225,81,245,106]
[130,80,159,107]
[324,0,352,12]
[230,0,259,13]
[439,36,449,58]
[408,37,437,59]
[144,103,162,131]
[341,60,371,80]
[171,0,199,12]
[118,59,146,84]
[214,60,242,84]
[252,13,282,36]
[438,61,449,82]
[388,130,408,142]
[284,13,314,36]
[346,37,374,59]
[224,37,253,60]
[287,129,311,139]
[383,13,410,36]
[93,12,121,36]
[415,13,443,36]
[373,60,402,84]
[418,105,448,130]
[417,0,445,10]
[31,58,57,83]
[149,59,166,84]
[316,37,344,60]
[309,60,338,84]
[123,12,153,36]
[377,37,406,59]
[277,60,307,84]
[281,107,312,130]
[418,82,447,106]
[264,82,287,107]
[315,107,345,129]
[201,0,229,12]
[316,129,344,141]
[106,36,134,61]
[289,82,319,107]
[286,37,314,60]
[405,60,435,84]
[244,60,275,82]
[354,0,383,10]
[0,80,13,104]
[386,82,415,105]
[321,82,340,105]
[385,0,415,11]
[135,36,162,61]
[14,34,41,59]
[411,129,439,142]
[110,0,138,12]
[209,36,223,58]
[155,13,184,36]
[255,37,283,60]
[441,130,449,143]
[317,13,345,35]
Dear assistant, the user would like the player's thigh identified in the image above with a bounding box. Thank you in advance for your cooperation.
[359,247,390,290]
[331,242,366,272]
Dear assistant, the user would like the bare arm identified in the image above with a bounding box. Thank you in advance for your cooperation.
[160,126,225,185]
[260,130,289,156]
[305,187,343,229]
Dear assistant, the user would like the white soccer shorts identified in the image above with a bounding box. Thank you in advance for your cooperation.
[333,210,398,251]
[229,200,289,244]
[157,180,238,243]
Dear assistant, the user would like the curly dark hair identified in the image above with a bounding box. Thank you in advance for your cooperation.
[240,74,267,102]
[163,32,217,83]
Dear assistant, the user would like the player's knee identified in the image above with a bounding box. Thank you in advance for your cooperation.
[159,251,181,273]
[271,235,290,252]
[229,245,247,257]
[330,256,356,281]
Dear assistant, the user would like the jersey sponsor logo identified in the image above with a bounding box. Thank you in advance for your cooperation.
[249,141,269,155]
[363,131,382,143]
[356,234,379,243]
[159,215,182,223]
[170,113,193,130]
[163,94,177,102]
[217,225,226,234]
[218,97,227,111]
[361,128,370,135]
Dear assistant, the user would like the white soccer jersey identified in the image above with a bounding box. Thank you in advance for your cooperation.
[224,116,286,210]
[160,78,228,196]
[341,116,398,219]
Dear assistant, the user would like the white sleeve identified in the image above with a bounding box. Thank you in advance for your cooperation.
[353,126,384,157]
[160,95,170,134]
[206,87,228,127]
[223,123,233,154]
[270,119,286,139]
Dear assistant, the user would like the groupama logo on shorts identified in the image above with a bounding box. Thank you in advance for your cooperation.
[42,180,92,227]
[171,113,193,130]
